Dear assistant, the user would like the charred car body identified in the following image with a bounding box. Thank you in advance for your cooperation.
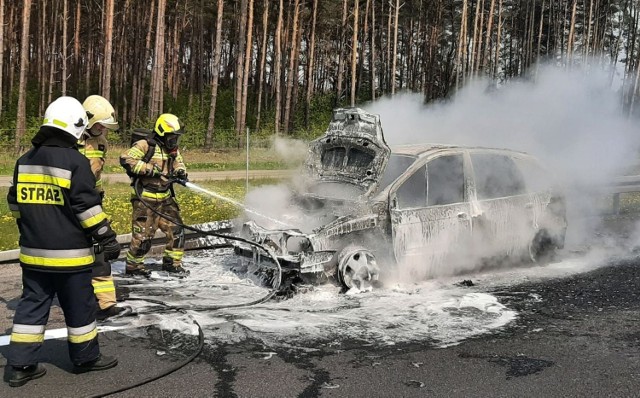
[234,108,567,291]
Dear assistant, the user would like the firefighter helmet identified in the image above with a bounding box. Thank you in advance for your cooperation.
[83,95,119,130]
[154,113,184,151]
[42,96,89,140]
[154,113,184,137]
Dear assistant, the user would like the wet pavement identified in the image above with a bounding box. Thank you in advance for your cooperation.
[1,215,640,397]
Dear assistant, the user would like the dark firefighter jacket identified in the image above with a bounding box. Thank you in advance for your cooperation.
[7,126,110,272]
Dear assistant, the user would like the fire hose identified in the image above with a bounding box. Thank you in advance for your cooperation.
[88,175,283,398]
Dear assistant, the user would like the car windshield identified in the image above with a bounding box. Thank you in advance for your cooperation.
[376,154,417,193]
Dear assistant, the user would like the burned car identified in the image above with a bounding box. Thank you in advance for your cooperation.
[235,108,567,291]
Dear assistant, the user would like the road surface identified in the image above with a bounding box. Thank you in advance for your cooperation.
[0,214,639,397]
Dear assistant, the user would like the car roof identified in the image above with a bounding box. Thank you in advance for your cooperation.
[390,143,531,158]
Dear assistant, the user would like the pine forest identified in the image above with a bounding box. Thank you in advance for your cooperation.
[1,0,639,151]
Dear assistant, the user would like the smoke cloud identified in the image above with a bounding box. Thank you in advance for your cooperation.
[244,63,640,284]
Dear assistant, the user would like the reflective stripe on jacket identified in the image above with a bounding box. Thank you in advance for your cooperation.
[7,140,107,272]
[120,139,186,202]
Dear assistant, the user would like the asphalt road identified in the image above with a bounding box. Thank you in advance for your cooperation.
[0,215,639,397]
[0,169,294,187]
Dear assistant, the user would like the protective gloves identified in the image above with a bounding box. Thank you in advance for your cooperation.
[175,169,187,181]
[147,165,162,177]
[91,221,122,261]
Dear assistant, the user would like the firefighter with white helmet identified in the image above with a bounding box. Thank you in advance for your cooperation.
[80,95,131,321]
[6,96,119,387]
[120,113,188,277]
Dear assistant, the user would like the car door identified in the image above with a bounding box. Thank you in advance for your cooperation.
[468,151,534,260]
[389,153,472,278]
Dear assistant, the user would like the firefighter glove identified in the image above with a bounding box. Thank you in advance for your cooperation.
[92,221,121,261]
[175,169,187,181]
[148,165,162,177]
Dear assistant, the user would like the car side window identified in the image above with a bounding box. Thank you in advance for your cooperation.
[427,154,465,206]
[471,153,526,199]
[396,165,426,209]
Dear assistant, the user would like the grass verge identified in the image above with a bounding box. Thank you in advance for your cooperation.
[0,178,284,251]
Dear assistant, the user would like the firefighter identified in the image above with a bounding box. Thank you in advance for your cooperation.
[120,113,188,277]
[80,95,131,321]
[6,96,119,387]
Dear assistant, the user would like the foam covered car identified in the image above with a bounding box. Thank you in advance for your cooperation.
[234,108,567,291]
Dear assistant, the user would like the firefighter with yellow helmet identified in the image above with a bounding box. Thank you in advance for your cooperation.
[6,96,119,387]
[119,113,188,277]
[80,95,131,321]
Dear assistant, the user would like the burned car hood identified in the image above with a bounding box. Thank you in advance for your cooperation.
[303,108,391,199]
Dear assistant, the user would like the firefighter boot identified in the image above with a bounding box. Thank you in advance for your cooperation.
[162,257,189,276]
[8,364,47,387]
[125,264,151,278]
[96,305,133,322]
[73,354,118,374]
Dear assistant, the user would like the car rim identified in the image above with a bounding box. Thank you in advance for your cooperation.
[337,247,379,290]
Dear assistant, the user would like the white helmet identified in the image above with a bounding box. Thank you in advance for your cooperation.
[83,95,119,130]
[42,96,88,140]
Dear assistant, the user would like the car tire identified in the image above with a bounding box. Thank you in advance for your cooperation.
[337,246,379,291]
[529,229,557,263]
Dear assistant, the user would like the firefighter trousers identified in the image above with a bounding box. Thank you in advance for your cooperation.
[126,198,185,271]
[8,268,100,367]
[91,251,117,310]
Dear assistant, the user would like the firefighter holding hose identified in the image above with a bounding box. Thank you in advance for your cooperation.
[119,113,188,277]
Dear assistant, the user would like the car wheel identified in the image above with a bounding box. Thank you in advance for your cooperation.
[337,246,379,291]
[529,230,557,263]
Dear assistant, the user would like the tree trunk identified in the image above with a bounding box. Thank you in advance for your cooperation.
[305,0,318,128]
[240,0,254,134]
[255,0,269,131]
[0,0,4,119]
[274,0,284,135]
[484,0,496,74]
[101,0,114,99]
[283,0,300,135]
[456,0,468,89]
[205,0,224,150]
[536,0,545,78]
[336,0,348,104]
[567,0,577,65]
[47,11,58,106]
[371,0,376,101]
[357,0,369,95]
[470,0,480,77]
[234,0,248,138]
[74,0,81,92]
[15,0,32,152]
[61,0,68,95]
[350,0,359,106]
[150,0,167,118]
[39,1,48,117]
[391,0,401,95]
[494,0,502,79]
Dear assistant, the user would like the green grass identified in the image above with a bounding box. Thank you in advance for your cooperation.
[1,145,305,176]
[0,178,284,251]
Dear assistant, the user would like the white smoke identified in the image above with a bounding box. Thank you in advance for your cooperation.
[364,63,640,279]
[365,65,639,184]
[245,63,640,283]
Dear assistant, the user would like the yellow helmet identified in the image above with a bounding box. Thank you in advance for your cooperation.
[154,113,184,136]
[83,95,119,130]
